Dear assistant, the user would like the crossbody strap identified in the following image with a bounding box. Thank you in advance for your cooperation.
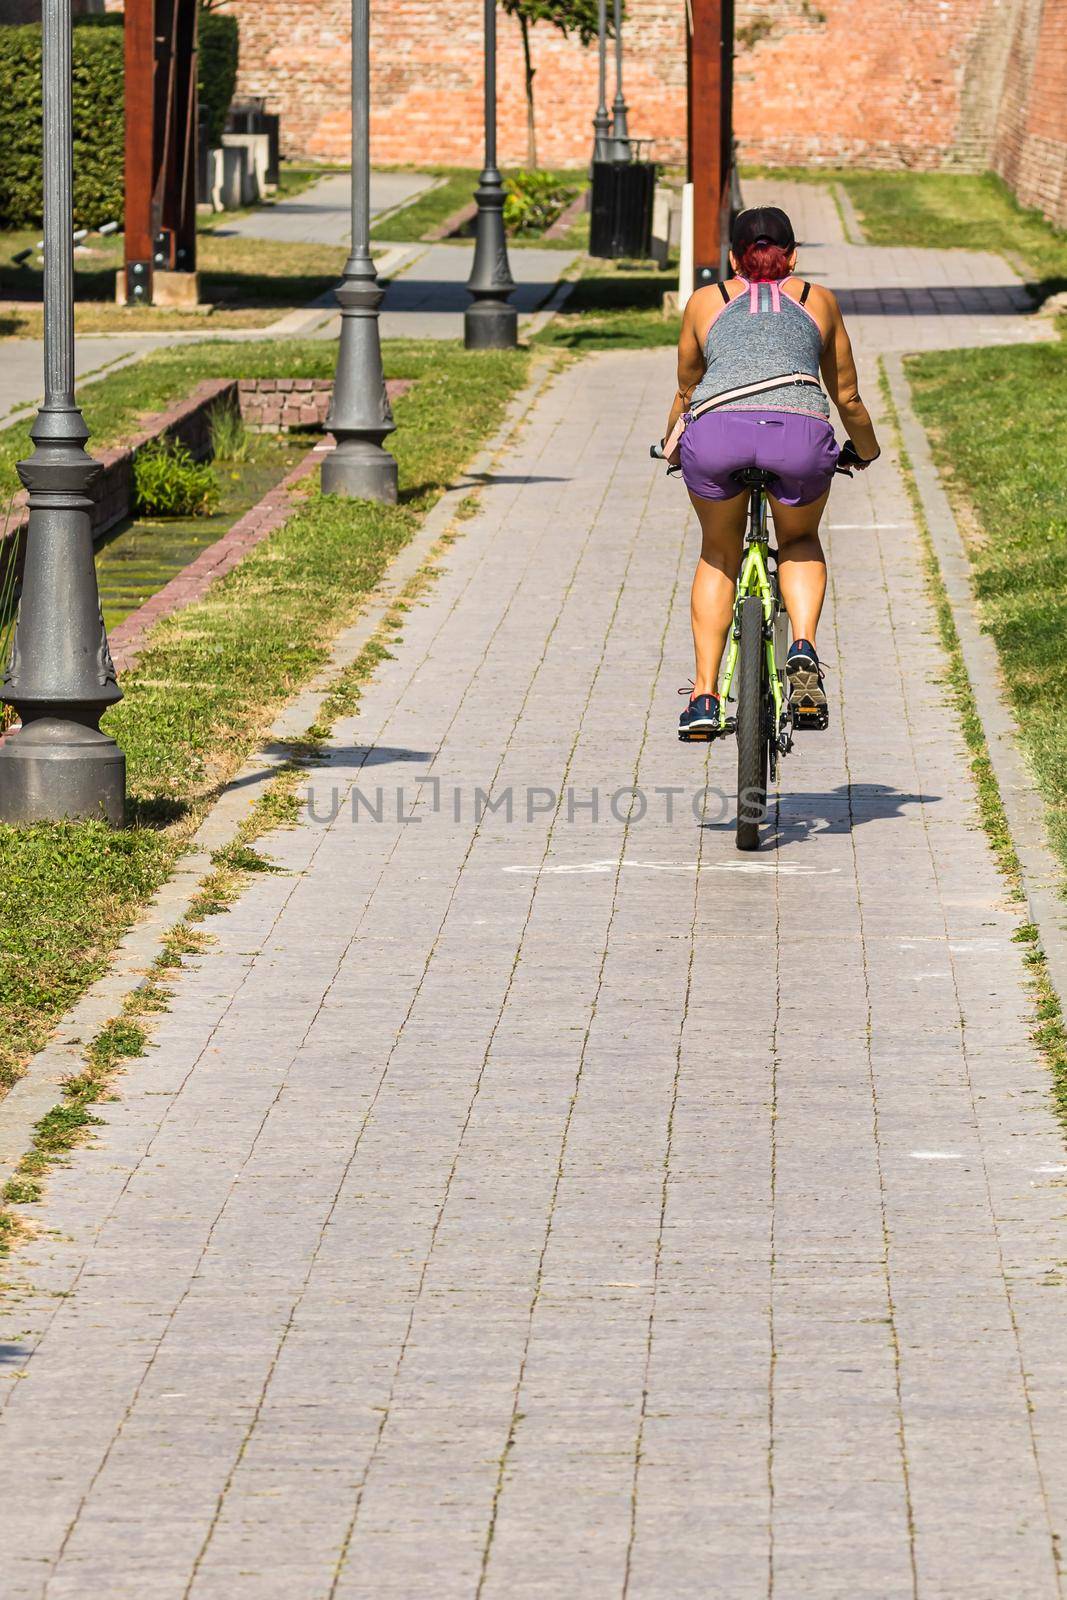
[688,372,823,420]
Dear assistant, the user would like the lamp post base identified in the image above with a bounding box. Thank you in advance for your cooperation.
[0,716,125,827]
[321,436,398,503]
[464,302,519,350]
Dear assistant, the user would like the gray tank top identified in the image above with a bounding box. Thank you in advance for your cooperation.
[689,278,829,420]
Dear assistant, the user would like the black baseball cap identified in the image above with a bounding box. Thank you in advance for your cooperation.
[730,206,796,254]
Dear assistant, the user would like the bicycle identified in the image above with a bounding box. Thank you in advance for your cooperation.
[652,439,861,852]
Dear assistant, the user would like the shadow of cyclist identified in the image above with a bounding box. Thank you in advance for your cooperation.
[701,783,936,841]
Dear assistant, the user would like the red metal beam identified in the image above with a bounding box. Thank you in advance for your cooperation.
[688,0,733,284]
[123,0,198,301]
[123,0,156,274]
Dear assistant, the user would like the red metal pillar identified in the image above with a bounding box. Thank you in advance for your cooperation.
[688,0,734,285]
[123,0,198,305]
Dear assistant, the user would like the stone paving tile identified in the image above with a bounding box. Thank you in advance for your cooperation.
[1,189,1066,1599]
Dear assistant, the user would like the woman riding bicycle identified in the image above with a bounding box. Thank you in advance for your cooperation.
[666,205,880,739]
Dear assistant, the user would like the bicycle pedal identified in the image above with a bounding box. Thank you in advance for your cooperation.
[791,704,829,731]
[679,727,719,743]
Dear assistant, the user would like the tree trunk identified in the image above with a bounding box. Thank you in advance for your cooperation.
[519,15,537,170]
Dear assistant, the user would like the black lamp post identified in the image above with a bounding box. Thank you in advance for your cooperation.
[0,0,124,826]
[323,0,398,502]
[591,0,611,163]
[609,0,630,161]
[464,0,517,349]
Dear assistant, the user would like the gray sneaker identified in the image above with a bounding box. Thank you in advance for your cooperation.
[786,639,828,730]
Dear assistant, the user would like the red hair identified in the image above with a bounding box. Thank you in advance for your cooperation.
[735,240,794,282]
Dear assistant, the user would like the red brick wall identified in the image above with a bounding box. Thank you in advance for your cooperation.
[95,1,1067,226]
[993,0,1067,227]
[219,0,1005,171]
[734,0,1001,170]
[222,0,687,169]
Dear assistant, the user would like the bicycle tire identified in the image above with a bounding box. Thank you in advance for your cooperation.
[735,594,768,852]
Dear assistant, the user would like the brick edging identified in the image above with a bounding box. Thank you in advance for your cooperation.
[107,445,323,677]
[544,191,587,241]
[425,200,477,241]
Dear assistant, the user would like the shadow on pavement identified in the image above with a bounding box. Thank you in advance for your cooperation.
[701,783,936,840]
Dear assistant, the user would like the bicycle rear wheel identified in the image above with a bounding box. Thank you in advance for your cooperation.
[735,594,768,852]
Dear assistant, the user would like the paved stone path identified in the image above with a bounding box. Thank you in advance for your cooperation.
[0,334,179,429]
[219,170,436,246]
[0,247,576,425]
[2,184,1065,1598]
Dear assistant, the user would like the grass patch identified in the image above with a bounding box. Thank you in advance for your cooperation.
[0,203,349,335]
[878,361,1067,1134]
[836,170,1067,299]
[534,259,678,350]
[904,338,1067,886]
[0,336,530,1096]
[370,165,587,246]
[0,336,330,501]
[371,168,474,242]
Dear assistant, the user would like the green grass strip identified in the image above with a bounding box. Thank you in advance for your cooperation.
[835,170,1067,294]
[535,259,679,351]
[903,337,1067,888]
[0,336,529,1095]
[877,362,1067,1129]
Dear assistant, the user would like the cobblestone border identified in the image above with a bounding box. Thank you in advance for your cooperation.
[884,352,1067,1013]
[0,350,560,1188]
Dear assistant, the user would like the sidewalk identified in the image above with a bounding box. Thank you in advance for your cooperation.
[218,170,436,246]
[1,189,1065,1598]
[0,171,573,422]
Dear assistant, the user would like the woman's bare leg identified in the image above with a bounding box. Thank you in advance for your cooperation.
[769,487,830,645]
[688,489,748,694]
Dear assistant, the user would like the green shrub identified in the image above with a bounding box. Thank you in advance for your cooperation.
[133,440,220,518]
[0,17,125,231]
[503,170,576,237]
[208,401,251,464]
[199,11,239,150]
[0,11,238,232]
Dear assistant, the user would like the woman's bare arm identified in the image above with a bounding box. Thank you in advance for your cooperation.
[819,292,880,462]
[664,292,712,448]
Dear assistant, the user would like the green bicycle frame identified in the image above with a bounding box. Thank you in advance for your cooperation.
[717,489,785,730]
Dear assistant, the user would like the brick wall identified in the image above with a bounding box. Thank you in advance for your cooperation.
[89,2,1067,227]
[733,0,1011,170]
[218,0,1011,171]
[993,0,1067,227]
[221,0,687,169]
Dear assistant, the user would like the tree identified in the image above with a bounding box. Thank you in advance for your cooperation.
[500,0,611,170]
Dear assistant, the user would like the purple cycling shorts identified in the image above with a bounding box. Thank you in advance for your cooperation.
[679,408,839,507]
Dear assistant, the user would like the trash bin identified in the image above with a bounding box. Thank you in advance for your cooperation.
[589,160,658,259]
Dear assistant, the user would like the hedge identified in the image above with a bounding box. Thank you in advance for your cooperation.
[200,12,239,150]
[0,11,239,232]
[0,17,124,231]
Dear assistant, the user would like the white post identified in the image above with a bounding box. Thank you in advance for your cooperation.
[678,182,694,309]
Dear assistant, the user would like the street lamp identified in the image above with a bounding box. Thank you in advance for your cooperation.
[591,0,611,163]
[464,0,517,349]
[323,0,397,502]
[609,0,630,161]
[0,0,124,827]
